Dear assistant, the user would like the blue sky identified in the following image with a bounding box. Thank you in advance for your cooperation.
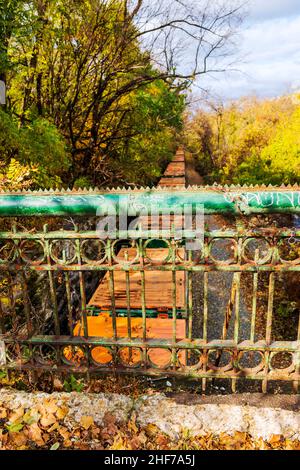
[198,0,300,101]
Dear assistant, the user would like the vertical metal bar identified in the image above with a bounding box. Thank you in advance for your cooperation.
[187,266,193,341]
[186,249,193,374]
[20,272,33,337]
[233,272,241,344]
[75,239,88,339]
[64,271,73,336]
[250,249,259,343]
[124,250,132,341]
[232,237,243,393]
[202,271,208,392]
[45,238,60,336]
[61,247,73,337]
[266,272,275,345]
[172,269,177,367]
[125,268,133,363]
[140,240,147,365]
[171,242,177,345]
[125,270,132,340]
[203,272,208,343]
[141,270,146,342]
[107,240,117,341]
[262,272,275,393]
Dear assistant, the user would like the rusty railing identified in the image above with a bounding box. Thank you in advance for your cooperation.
[0,186,299,393]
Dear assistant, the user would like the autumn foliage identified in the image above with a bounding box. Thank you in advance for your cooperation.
[185,94,300,185]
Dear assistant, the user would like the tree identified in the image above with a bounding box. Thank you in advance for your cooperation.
[1,0,244,187]
[185,95,298,185]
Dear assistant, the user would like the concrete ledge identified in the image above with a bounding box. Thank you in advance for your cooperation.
[0,389,299,442]
[135,394,300,440]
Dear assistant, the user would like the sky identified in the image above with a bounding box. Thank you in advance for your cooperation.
[198,0,300,101]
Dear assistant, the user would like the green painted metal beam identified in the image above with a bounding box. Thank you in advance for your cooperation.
[0,188,299,217]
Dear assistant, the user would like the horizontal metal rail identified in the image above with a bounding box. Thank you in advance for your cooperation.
[0,187,299,216]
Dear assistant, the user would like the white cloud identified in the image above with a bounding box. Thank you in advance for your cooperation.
[249,0,300,21]
[196,13,300,101]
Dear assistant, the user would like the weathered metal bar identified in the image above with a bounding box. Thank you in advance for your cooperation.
[45,239,60,336]
[75,239,88,339]
[0,188,299,217]
[125,270,132,341]
[64,272,73,336]
[3,335,298,351]
[20,272,33,337]
[2,263,300,273]
[3,360,299,382]
[172,269,177,367]
[0,228,299,239]
[107,240,117,341]
[262,272,276,393]
[203,272,208,343]
[250,250,259,343]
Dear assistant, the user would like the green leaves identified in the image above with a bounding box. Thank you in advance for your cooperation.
[0,109,69,190]
[63,374,84,393]
[5,422,24,433]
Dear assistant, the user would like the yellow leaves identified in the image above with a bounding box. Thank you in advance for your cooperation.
[27,423,44,447]
[56,406,69,420]
[1,400,300,450]
[9,407,25,424]
[144,423,159,438]
[269,434,282,444]
[40,413,57,428]
[58,426,71,441]
[111,435,128,450]
[23,409,40,425]
[48,422,59,433]
[9,429,28,448]
[80,415,94,430]
[127,415,138,434]
[0,407,7,419]
[42,399,58,415]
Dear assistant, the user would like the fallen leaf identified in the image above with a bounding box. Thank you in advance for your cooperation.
[103,412,116,426]
[127,415,138,433]
[27,423,44,447]
[50,442,60,451]
[9,431,28,447]
[156,434,169,448]
[9,408,24,424]
[0,408,7,419]
[53,378,64,391]
[6,422,24,433]
[23,410,40,425]
[269,434,282,444]
[80,415,94,430]
[40,413,57,428]
[145,424,159,438]
[56,406,68,420]
[48,422,59,433]
[58,426,71,440]
[42,399,58,415]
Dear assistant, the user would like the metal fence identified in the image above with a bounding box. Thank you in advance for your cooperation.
[0,186,300,393]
